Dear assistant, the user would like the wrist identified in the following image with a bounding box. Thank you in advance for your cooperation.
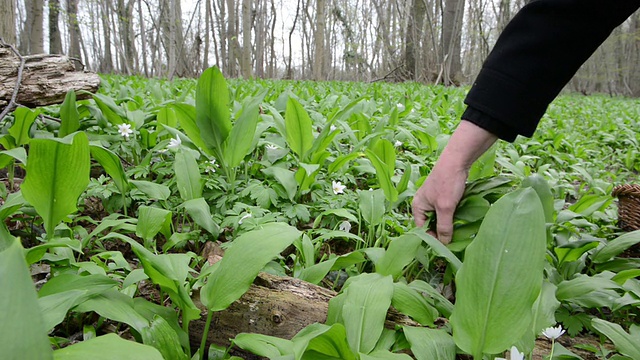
[439,120,498,170]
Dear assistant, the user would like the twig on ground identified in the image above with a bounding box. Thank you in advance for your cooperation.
[0,37,26,121]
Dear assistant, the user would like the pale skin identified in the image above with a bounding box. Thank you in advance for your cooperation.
[412,120,498,244]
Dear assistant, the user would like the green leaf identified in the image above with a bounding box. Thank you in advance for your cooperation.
[233,333,294,358]
[21,132,90,238]
[328,152,361,174]
[201,223,301,311]
[130,180,171,200]
[156,105,179,131]
[165,104,214,156]
[592,318,640,359]
[262,167,298,201]
[223,91,266,168]
[468,144,496,182]
[300,323,356,360]
[0,236,53,360]
[359,189,386,226]
[92,93,125,125]
[9,107,38,146]
[392,282,437,326]
[521,174,554,223]
[181,198,219,236]
[136,206,172,243]
[53,334,163,360]
[59,91,80,137]
[196,66,231,160]
[285,97,314,160]
[454,195,490,223]
[174,149,203,201]
[554,240,599,265]
[340,273,394,354]
[0,191,27,221]
[371,139,395,173]
[360,351,412,360]
[74,289,150,334]
[450,188,547,357]
[90,145,128,194]
[365,150,398,203]
[375,234,421,279]
[409,229,462,273]
[592,231,640,263]
[408,280,454,318]
[298,252,366,284]
[403,327,456,360]
[141,315,189,360]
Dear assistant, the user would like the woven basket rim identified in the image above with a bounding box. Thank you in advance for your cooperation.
[612,184,640,198]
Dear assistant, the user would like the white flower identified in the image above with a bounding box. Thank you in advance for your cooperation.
[396,103,405,111]
[167,135,182,150]
[496,345,525,360]
[368,188,373,191]
[330,125,337,132]
[332,181,346,195]
[265,144,278,150]
[542,325,565,340]
[238,213,252,225]
[117,123,134,139]
[206,159,217,173]
[394,140,403,147]
[338,221,351,232]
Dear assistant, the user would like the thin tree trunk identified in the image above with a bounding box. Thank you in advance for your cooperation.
[67,0,83,69]
[241,0,252,77]
[20,0,45,54]
[254,0,264,78]
[48,0,62,54]
[0,0,16,45]
[441,0,465,85]
[100,0,114,73]
[286,0,301,79]
[313,0,326,80]
[204,0,212,70]
[226,0,237,76]
[138,0,149,76]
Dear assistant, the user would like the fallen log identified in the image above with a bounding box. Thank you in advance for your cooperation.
[0,44,100,111]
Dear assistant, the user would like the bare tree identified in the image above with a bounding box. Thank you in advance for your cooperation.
[441,0,465,85]
[67,0,83,68]
[241,0,252,77]
[313,0,326,80]
[20,0,45,54]
[116,0,137,74]
[48,0,62,53]
[0,0,17,45]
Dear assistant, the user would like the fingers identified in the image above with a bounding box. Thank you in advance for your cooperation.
[435,205,455,244]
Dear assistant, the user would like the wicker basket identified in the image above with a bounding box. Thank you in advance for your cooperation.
[612,184,640,231]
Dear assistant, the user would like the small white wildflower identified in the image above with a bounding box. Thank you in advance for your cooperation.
[332,181,346,195]
[394,140,403,147]
[330,125,337,132]
[338,221,351,232]
[158,149,168,154]
[206,159,217,173]
[396,103,405,111]
[542,325,565,340]
[265,144,278,150]
[117,123,134,139]
[368,188,373,191]
[167,135,182,150]
[238,213,252,225]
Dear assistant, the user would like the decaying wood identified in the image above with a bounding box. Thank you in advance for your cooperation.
[0,44,100,110]
[189,271,421,352]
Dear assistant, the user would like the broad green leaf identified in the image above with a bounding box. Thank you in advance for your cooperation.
[262,167,298,201]
[301,323,356,360]
[165,104,213,155]
[21,132,90,238]
[285,97,314,160]
[360,351,412,360]
[612,269,640,285]
[592,319,640,359]
[298,252,366,284]
[223,91,266,168]
[181,197,219,235]
[468,144,496,182]
[450,188,546,357]
[521,174,554,223]
[568,194,612,217]
[25,238,82,264]
[375,234,421,279]
[156,105,179,131]
[174,149,203,201]
[516,281,560,354]
[341,273,394,354]
[403,327,456,360]
[0,191,26,221]
[454,195,490,223]
[555,273,621,302]
[233,333,294,358]
[111,233,201,324]
[408,280,454,318]
[409,229,462,273]
[0,236,53,360]
[90,145,128,194]
[201,223,301,311]
[359,189,386,226]
[0,147,28,168]
[53,334,163,360]
[74,289,150,333]
[141,315,189,360]
[9,107,38,145]
[554,240,599,265]
[130,180,171,201]
[365,150,398,203]
[371,139,395,173]
[136,206,172,242]
[328,152,361,174]
[196,66,231,160]
[59,91,80,137]
[93,93,125,125]
[392,282,437,326]
[592,231,640,263]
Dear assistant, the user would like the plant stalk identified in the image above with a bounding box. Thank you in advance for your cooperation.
[199,310,214,360]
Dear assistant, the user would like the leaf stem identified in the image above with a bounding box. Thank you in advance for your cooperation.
[199,310,214,360]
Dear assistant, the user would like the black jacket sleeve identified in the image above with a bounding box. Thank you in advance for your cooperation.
[463,0,640,142]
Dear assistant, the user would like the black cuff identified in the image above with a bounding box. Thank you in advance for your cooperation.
[461,106,519,142]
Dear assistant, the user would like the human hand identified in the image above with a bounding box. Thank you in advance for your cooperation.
[412,120,498,244]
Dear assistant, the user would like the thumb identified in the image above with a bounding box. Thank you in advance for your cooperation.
[435,207,455,244]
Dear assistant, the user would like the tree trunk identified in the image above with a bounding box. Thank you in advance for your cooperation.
[0,44,100,109]
[313,0,326,80]
[20,0,45,55]
[99,0,113,73]
[226,0,237,76]
[0,0,16,45]
[116,0,137,75]
[48,0,62,54]
[241,0,253,78]
[254,0,265,78]
[138,0,149,76]
[441,0,465,85]
[405,0,426,80]
[67,0,83,69]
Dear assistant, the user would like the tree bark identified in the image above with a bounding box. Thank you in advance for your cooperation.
[405,0,426,80]
[441,0,465,85]
[313,0,326,80]
[226,0,238,77]
[67,0,83,69]
[0,0,16,45]
[241,0,253,78]
[0,45,100,109]
[48,0,62,54]
[20,0,45,55]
